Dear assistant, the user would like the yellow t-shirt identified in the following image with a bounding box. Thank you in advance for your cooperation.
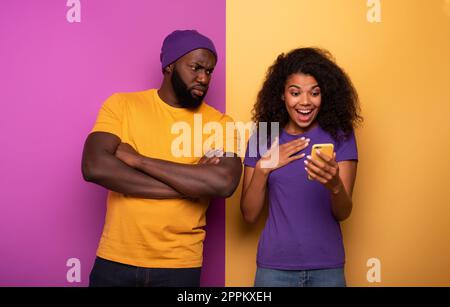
[91,89,238,268]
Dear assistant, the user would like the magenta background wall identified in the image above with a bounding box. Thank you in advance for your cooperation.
[0,0,225,286]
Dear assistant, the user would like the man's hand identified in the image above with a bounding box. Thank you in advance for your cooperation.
[115,143,141,168]
[198,148,223,165]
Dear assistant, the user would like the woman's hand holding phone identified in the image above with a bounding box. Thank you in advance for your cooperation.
[305,144,343,194]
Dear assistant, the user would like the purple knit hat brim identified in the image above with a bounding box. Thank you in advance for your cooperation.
[160,30,217,70]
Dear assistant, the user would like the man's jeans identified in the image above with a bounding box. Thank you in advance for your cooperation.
[254,266,346,287]
[89,257,201,287]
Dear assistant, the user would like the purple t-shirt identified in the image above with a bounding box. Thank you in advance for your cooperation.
[244,125,358,270]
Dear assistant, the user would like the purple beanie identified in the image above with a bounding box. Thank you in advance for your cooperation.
[160,30,217,70]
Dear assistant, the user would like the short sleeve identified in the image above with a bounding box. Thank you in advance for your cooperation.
[91,93,124,139]
[335,130,358,162]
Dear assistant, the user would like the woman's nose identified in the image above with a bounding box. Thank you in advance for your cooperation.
[299,93,310,105]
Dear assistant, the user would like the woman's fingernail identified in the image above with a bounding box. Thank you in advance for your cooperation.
[307,155,311,159]
[304,160,308,165]
[300,137,306,140]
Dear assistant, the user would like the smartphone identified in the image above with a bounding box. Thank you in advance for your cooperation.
[308,143,335,180]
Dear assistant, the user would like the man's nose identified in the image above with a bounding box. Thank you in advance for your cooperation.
[196,70,210,85]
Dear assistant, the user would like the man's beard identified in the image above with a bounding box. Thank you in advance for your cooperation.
[171,68,207,109]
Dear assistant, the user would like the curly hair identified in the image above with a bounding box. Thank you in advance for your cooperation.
[252,47,362,142]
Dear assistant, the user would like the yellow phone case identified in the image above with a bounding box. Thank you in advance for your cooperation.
[308,143,334,180]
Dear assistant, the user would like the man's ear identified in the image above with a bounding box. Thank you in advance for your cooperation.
[165,64,173,74]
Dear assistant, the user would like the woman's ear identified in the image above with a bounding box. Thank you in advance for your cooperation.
[281,94,285,101]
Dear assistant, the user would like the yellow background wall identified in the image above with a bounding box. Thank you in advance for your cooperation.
[226,0,450,286]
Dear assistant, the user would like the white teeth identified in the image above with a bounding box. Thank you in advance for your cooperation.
[297,110,312,114]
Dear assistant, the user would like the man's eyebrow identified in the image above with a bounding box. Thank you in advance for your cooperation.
[192,62,215,70]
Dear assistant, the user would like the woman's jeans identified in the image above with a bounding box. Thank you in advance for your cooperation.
[254,266,346,287]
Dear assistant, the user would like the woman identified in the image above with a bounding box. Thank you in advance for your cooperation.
[241,48,362,287]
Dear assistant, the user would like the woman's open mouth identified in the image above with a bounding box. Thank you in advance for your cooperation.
[296,109,314,123]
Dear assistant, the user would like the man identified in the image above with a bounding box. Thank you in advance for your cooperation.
[82,30,242,287]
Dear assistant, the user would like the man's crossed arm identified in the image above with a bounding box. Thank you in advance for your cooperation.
[81,132,242,199]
